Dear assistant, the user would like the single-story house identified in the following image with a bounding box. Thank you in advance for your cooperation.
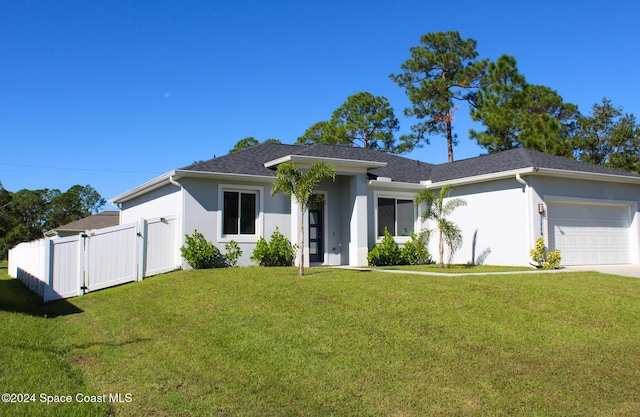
[110,143,640,267]
[43,211,120,238]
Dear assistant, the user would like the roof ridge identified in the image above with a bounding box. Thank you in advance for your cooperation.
[181,142,301,170]
[510,147,537,167]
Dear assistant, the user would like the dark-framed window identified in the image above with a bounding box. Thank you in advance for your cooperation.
[377,197,414,237]
[223,191,257,235]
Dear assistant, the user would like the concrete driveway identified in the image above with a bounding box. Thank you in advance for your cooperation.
[562,264,640,278]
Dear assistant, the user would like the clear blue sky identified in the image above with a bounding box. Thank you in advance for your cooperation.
[1,0,639,206]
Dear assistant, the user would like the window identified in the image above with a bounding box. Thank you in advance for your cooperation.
[377,197,414,237]
[223,191,257,235]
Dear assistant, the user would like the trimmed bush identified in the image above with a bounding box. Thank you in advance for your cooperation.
[530,237,562,269]
[224,240,242,267]
[368,228,403,266]
[180,231,242,269]
[251,228,296,267]
[369,229,432,267]
[401,230,432,265]
[180,230,221,269]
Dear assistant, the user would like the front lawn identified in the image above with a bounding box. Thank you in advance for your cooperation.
[2,265,640,416]
[0,260,110,417]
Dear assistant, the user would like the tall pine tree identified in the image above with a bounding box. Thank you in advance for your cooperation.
[390,31,487,161]
[470,54,577,158]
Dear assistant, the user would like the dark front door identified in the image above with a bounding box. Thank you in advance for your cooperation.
[309,207,324,263]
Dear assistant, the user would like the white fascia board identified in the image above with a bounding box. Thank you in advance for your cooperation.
[110,170,276,204]
[264,154,387,171]
[368,179,426,191]
[424,166,640,189]
[171,170,275,183]
[424,167,538,189]
[110,171,176,204]
[534,168,640,184]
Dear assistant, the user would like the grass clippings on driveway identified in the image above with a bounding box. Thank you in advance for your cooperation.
[2,265,640,416]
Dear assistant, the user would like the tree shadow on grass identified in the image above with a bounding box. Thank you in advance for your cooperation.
[0,278,83,318]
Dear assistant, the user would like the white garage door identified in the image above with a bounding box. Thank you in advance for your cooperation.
[547,202,631,265]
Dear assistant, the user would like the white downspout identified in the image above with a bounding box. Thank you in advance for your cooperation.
[514,172,528,189]
[169,175,186,269]
[515,173,533,265]
[169,174,182,189]
[109,201,123,224]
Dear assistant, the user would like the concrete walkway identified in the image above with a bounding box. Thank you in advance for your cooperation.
[344,265,640,279]
[561,264,640,279]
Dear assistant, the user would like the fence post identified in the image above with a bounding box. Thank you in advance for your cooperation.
[79,233,86,295]
[43,239,53,303]
[137,218,147,281]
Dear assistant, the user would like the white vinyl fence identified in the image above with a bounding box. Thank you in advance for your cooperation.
[8,215,179,302]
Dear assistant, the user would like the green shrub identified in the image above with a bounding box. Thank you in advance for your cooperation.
[251,228,296,267]
[369,229,432,266]
[545,249,562,269]
[180,230,221,269]
[224,240,242,267]
[530,237,562,269]
[401,230,432,265]
[368,228,403,266]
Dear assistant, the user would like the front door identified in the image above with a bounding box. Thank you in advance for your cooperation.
[308,207,324,263]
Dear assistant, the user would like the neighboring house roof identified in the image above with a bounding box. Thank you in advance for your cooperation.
[111,143,640,203]
[44,211,120,237]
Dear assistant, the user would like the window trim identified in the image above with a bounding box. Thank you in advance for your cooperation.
[374,191,418,243]
[218,184,264,243]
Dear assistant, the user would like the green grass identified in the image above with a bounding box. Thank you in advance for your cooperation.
[2,263,640,416]
[0,260,112,417]
[374,263,535,273]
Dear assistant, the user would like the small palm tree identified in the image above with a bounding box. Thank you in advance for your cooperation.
[415,184,467,268]
[271,162,336,276]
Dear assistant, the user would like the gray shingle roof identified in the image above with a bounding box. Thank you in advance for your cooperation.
[181,143,301,177]
[180,143,640,184]
[429,148,640,182]
[294,144,435,183]
[181,143,435,182]
[51,211,119,232]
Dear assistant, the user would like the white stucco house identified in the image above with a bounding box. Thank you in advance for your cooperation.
[110,143,640,268]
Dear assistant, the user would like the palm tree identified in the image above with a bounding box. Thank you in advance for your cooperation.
[415,184,467,268]
[271,162,336,276]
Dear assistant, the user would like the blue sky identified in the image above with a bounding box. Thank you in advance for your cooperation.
[1,0,639,206]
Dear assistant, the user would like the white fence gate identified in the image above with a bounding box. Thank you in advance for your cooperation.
[85,222,139,293]
[49,234,85,300]
[8,215,179,302]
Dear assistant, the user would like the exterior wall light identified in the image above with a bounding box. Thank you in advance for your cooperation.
[538,203,546,236]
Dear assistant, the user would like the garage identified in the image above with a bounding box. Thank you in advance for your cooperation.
[547,201,631,265]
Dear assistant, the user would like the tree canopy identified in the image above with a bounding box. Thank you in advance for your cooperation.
[0,184,105,258]
[229,137,281,153]
[573,98,640,173]
[469,54,578,158]
[468,55,527,153]
[296,121,343,147]
[291,33,639,172]
[296,92,400,153]
[390,31,488,161]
